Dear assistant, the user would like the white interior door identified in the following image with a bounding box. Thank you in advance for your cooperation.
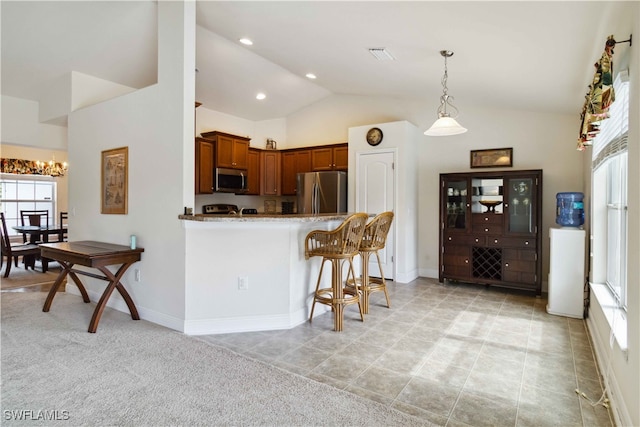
[356,151,395,280]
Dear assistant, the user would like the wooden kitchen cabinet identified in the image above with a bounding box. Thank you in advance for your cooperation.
[195,137,214,194]
[246,148,260,195]
[333,144,348,170]
[281,149,312,195]
[439,169,543,295]
[201,131,250,170]
[260,150,281,196]
[311,143,348,171]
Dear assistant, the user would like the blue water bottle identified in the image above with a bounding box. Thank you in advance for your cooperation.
[556,192,584,227]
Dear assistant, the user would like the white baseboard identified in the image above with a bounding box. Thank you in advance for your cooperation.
[418,268,439,279]
[395,268,419,284]
[65,287,184,332]
[586,313,633,427]
[65,287,330,336]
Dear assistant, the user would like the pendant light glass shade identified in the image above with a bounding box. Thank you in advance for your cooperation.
[425,50,467,137]
[425,116,467,136]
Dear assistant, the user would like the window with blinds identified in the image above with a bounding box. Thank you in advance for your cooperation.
[592,70,629,168]
[591,70,629,310]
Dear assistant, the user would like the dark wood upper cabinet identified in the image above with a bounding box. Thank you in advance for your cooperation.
[201,131,250,170]
[333,145,348,170]
[311,143,348,171]
[195,137,214,194]
[246,148,260,195]
[260,150,281,196]
[195,138,347,196]
[281,149,311,195]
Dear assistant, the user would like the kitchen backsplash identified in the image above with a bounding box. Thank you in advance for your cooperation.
[195,194,296,214]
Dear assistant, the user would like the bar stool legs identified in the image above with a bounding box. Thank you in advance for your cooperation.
[304,213,369,332]
[346,211,394,314]
[309,257,363,331]
[358,250,391,314]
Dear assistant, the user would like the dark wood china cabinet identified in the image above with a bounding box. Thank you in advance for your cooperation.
[439,169,543,295]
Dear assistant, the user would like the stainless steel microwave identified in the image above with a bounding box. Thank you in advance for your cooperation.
[215,167,248,193]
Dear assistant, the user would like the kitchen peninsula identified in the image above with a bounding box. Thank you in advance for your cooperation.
[180,213,353,335]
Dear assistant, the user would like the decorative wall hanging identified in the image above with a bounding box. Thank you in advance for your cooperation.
[577,34,632,151]
[0,158,68,177]
[101,147,128,215]
[470,148,513,168]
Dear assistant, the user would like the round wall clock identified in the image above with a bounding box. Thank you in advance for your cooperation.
[366,127,383,146]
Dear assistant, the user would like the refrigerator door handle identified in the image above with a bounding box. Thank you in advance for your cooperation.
[312,182,319,214]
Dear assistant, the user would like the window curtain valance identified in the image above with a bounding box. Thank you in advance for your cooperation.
[0,158,67,177]
[577,35,617,151]
[578,34,632,152]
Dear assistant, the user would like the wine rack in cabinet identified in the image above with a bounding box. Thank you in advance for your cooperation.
[439,169,542,295]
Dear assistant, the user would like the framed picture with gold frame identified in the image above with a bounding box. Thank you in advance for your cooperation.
[470,147,513,168]
[101,147,128,214]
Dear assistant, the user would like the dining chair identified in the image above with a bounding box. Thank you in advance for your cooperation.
[346,211,394,314]
[58,211,68,242]
[305,213,368,331]
[19,210,49,243]
[1,212,41,277]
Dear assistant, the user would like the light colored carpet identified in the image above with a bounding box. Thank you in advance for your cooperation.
[0,264,63,290]
[1,292,433,426]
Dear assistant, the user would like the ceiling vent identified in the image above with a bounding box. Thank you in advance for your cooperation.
[368,48,395,61]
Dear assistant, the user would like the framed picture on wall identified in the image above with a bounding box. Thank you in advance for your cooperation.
[101,147,128,214]
[470,147,513,168]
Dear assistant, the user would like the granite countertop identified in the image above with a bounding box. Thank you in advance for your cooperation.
[179,213,353,223]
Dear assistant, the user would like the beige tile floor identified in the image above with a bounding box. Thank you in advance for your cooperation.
[200,277,613,427]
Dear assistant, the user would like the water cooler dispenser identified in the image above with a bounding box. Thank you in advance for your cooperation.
[547,192,586,318]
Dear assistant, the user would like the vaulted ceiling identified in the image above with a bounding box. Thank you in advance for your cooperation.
[1,1,634,122]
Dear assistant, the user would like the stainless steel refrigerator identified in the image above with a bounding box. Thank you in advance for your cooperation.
[296,171,347,214]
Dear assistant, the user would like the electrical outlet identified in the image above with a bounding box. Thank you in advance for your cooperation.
[238,276,248,290]
[135,269,141,282]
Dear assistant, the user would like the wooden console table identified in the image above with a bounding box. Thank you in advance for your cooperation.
[40,240,144,333]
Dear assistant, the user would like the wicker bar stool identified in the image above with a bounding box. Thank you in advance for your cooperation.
[346,211,394,314]
[305,213,369,331]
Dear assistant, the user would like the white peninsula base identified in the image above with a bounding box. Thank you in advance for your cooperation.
[182,214,350,335]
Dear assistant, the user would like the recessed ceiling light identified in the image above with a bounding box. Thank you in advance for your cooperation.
[256,93,266,100]
[239,38,253,46]
[305,73,317,79]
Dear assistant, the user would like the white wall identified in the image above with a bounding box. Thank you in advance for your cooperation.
[1,95,67,150]
[38,73,73,125]
[66,1,195,330]
[195,106,287,149]
[287,94,426,148]
[70,71,137,112]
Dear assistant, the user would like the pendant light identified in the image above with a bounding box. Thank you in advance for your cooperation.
[425,50,468,136]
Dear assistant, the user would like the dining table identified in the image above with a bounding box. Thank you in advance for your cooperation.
[40,240,144,333]
[12,224,68,272]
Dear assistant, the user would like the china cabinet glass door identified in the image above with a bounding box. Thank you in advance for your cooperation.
[506,176,536,234]
[443,179,468,230]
